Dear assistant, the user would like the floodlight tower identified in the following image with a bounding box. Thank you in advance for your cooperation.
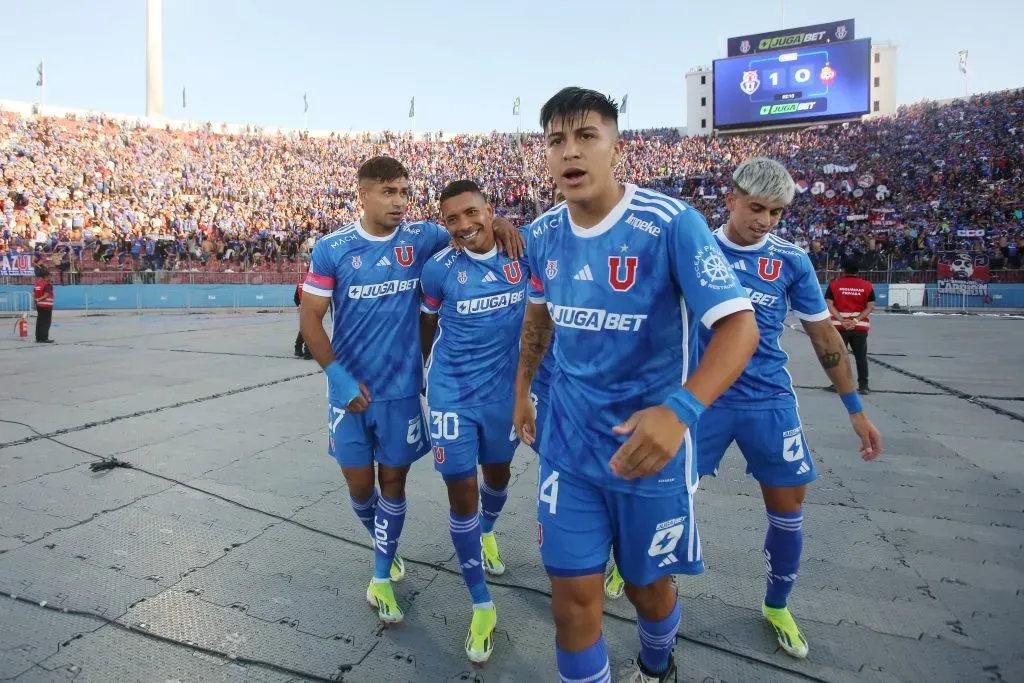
[146,0,164,119]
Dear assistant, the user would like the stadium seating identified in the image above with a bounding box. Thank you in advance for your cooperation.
[2,88,1021,286]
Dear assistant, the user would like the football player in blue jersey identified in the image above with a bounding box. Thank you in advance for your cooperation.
[528,186,562,456]
[512,87,760,683]
[419,179,530,664]
[694,157,883,658]
[300,157,524,625]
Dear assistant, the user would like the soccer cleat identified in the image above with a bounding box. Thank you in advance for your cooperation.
[366,580,404,624]
[605,564,625,600]
[762,604,808,658]
[481,532,505,576]
[464,604,497,664]
[619,653,677,682]
[390,554,406,583]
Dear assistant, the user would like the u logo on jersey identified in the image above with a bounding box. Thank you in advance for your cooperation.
[394,245,414,267]
[608,256,639,292]
[503,261,523,284]
[758,257,782,282]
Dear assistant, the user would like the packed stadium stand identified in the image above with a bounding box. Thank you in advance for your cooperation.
[2,88,1022,286]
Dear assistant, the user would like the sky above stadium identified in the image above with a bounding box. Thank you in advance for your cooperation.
[0,0,1018,133]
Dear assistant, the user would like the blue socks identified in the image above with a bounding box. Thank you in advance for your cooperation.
[450,511,492,606]
[479,481,508,534]
[638,602,680,674]
[350,490,379,537]
[556,635,611,683]
[764,510,804,609]
[372,495,406,581]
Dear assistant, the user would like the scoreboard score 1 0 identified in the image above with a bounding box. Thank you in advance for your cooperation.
[713,37,870,129]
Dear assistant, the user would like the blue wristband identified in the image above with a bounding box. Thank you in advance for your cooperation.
[663,387,705,427]
[324,360,360,406]
[840,391,863,415]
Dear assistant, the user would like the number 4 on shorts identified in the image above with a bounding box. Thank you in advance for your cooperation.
[539,470,559,515]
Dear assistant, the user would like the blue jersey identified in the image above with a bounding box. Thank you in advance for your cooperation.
[304,218,450,401]
[701,228,830,408]
[525,184,753,496]
[421,244,530,408]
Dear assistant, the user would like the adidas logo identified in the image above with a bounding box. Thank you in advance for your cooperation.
[658,553,678,568]
[482,271,498,283]
[796,462,810,475]
[376,256,392,267]
[732,260,747,271]
[461,558,480,569]
[573,265,594,281]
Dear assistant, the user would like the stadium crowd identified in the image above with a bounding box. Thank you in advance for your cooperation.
[1,88,1022,284]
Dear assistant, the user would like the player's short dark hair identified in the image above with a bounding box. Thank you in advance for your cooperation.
[439,179,484,206]
[357,156,409,184]
[540,87,619,132]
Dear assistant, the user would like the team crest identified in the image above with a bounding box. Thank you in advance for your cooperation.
[835,24,848,40]
[503,261,523,284]
[739,40,751,54]
[433,446,445,464]
[740,70,760,96]
[608,256,639,292]
[819,64,837,86]
[457,270,468,285]
[351,255,362,269]
[394,245,414,267]
[545,260,558,280]
[758,257,783,282]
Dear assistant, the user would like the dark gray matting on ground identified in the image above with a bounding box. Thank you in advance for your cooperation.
[1,311,1022,682]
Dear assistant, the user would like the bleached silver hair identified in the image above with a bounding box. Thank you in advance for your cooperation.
[731,157,796,205]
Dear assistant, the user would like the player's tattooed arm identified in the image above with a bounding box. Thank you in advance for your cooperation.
[802,319,856,392]
[516,303,553,392]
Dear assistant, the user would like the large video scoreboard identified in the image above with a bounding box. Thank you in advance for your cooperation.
[713,38,871,130]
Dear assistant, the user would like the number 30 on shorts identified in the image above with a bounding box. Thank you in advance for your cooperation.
[430,411,460,440]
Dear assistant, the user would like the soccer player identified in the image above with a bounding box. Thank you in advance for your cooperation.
[419,179,528,664]
[300,157,523,625]
[693,157,883,658]
[513,87,760,683]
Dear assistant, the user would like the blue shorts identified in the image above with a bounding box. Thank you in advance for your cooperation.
[428,398,518,481]
[530,387,550,453]
[327,395,430,469]
[696,404,817,487]
[537,457,703,587]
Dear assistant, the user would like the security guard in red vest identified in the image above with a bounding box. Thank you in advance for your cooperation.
[33,266,55,344]
[824,261,874,393]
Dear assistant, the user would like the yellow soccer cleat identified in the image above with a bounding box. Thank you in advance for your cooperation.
[390,554,406,583]
[481,533,506,576]
[366,580,404,624]
[465,603,498,664]
[762,604,808,658]
[605,563,625,600]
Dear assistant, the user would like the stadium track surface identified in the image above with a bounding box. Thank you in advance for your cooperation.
[0,311,1021,682]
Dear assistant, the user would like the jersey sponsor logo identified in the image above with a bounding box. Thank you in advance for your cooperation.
[545,260,558,279]
[625,214,662,237]
[503,261,523,284]
[693,244,734,290]
[457,270,468,285]
[758,257,783,281]
[608,256,639,292]
[329,233,358,247]
[548,304,647,332]
[394,245,414,267]
[347,278,419,299]
[401,225,422,236]
[456,289,525,315]
[743,287,781,307]
[351,255,363,269]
